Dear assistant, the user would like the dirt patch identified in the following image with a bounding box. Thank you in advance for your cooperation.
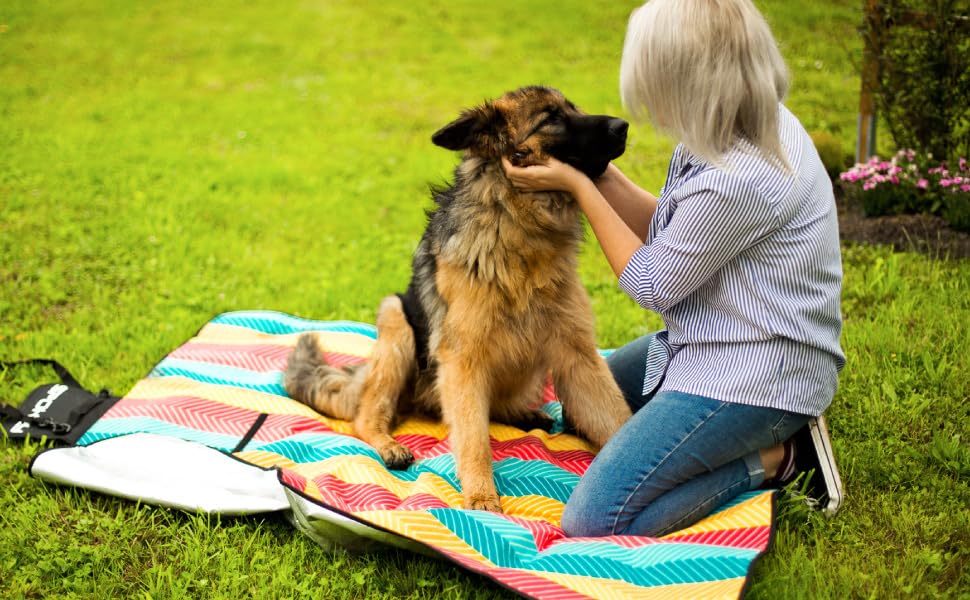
[837,200,970,260]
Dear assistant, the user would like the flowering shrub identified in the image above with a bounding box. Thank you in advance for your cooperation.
[840,150,970,232]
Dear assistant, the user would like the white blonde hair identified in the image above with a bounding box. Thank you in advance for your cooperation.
[620,0,791,171]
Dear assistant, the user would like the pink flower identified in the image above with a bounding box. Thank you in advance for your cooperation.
[961,184,970,192]
[940,178,952,187]
[891,176,900,184]
[960,157,967,171]
[917,179,929,190]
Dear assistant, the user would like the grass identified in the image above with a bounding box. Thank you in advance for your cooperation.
[1,0,967,597]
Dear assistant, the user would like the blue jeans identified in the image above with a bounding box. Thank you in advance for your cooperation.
[561,334,810,537]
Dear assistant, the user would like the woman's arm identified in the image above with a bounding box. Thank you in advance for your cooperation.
[572,176,646,278]
[594,163,658,241]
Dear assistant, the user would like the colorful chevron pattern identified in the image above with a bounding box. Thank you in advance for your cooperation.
[79,310,775,599]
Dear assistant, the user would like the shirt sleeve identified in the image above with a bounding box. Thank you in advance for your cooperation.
[618,174,780,313]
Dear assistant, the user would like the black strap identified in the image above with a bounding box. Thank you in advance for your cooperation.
[232,413,269,453]
[0,358,83,389]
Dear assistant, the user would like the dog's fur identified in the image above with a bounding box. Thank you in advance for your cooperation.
[285,86,632,512]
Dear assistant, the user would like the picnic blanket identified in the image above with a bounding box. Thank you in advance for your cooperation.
[30,310,776,599]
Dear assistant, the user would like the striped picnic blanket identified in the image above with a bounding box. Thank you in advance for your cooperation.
[77,310,775,599]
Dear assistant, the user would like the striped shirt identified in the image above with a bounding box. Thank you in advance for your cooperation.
[618,105,845,416]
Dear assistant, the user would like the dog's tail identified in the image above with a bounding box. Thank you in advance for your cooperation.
[284,333,365,421]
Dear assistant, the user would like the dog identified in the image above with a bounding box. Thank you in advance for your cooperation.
[285,86,633,512]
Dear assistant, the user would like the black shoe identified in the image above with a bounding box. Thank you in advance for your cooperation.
[789,415,845,515]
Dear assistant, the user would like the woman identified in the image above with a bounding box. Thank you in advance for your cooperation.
[503,0,845,537]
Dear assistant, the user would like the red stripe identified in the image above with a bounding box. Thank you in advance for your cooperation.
[250,413,337,441]
[502,516,565,552]
[401,434,593,476]
[397,493,451,511]
[321,352,368,368]
[487,568,589,600]
[664,526,771,550]
[279,469,307,492]
[393,433,444,459]
[104,396,260,435]
[310,474,404,512]
[168,342,366,372]
[168,343,292,372]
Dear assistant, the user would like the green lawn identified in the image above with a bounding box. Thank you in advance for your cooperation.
[2,0,968,598]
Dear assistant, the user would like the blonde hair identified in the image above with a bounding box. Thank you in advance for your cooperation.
[620,0,791,172]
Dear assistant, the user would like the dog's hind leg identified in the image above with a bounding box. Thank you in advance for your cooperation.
[353,295,417,470]
[285,333,364,421]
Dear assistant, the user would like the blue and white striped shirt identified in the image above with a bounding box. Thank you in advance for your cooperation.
[618,105,845,416]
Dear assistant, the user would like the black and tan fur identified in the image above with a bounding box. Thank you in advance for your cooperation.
[285,86,632,512]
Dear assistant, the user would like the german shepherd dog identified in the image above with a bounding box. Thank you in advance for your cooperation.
[285,86,632,512]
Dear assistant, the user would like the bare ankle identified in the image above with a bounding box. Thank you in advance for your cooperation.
[760,443,785,480]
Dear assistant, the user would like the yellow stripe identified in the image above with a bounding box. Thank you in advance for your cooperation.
[356,510,494,566]
[392,417,449,439]
[125,376,354,434]
[534,571,746,600]
[232,450,298,470]
[501,495,565,525]
[662,492,773,538]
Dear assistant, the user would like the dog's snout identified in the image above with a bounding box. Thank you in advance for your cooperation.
[608,119,629,139]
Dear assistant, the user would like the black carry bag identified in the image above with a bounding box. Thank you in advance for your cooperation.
[0,359,120,446]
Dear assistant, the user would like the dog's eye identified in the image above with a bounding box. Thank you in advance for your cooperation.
[513,149,530,160]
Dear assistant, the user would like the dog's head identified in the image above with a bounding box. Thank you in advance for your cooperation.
[431,86,628,179]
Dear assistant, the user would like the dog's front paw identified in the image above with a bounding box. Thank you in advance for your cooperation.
[378,441,415,470]
[463,492,503,512]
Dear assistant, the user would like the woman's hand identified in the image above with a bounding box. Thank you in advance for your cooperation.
[501,156,590,195]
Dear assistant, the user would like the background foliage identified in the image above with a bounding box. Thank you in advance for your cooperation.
[866,0,970,161]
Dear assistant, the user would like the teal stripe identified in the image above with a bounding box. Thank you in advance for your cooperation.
[211,310,377,338]
[493,458,578,503]
[710,490,769,513]
[541,402,565,433]
[77,417,241,451]
[150,365,286,396]
[430,508,539,567]
[151,359,287,396]
[408,453,460,489]
[246,433,382,464]
[529,540,757,587]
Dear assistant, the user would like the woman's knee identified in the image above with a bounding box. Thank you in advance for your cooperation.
[560,493,616,537]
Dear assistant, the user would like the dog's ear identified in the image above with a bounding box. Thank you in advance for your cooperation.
[431,105,504,151]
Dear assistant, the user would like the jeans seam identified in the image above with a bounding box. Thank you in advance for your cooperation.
[770,413,791,445]
[609,402,728,535]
